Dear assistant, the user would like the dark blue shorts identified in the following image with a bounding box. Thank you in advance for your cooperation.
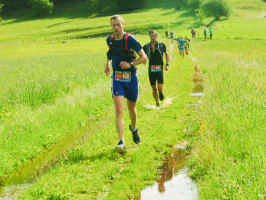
[112,71,139,102]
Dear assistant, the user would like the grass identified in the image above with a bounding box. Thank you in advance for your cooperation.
[18,40,195,199]
[187,38,266,199]
[0,0,265,199]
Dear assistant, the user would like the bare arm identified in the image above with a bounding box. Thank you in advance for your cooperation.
[104,59,111,76]
[164,50,170,71]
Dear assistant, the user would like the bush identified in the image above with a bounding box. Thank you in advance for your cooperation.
[28,0,54,16]
[201,0,230,20]
[187,0,203,10]
[117,0,146,11]
[0,3,3,21]
[0,0,28,12]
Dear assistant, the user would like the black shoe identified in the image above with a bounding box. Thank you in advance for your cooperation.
[156,102,160,107]
[159,92,164,101]
[129,125,140,144]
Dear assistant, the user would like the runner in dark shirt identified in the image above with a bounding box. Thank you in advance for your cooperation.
[143,30,170,107]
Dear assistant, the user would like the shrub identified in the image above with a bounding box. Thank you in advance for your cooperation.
[201,0,231,20]
[28,0,54,16]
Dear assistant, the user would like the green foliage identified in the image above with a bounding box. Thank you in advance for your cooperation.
[117,0,146,11]
[201,0,231,20]
[187,0,203,10]
[89,0,108,14]
[0,0,28,11]
[28,0,54,16]
[0,3,3,15]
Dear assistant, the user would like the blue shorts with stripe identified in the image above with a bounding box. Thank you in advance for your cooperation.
[112,71,139,102]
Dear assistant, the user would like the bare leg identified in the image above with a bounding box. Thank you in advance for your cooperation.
[127,100,137,130]
[151,85,159,104]
[114,96,124,142]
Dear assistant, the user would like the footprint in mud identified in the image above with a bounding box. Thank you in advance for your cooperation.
[190,65,204,97]
[0,184,31,200]
[145,97,173,110]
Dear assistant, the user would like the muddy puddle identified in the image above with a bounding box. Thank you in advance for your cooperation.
[145,97,173,110]
[189,65,204,98]
[0,184,31,200]
[135,142,198,200]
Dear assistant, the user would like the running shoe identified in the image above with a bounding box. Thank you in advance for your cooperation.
[129,125,140,144]
[116,140,126,153]
[159,92,165,101]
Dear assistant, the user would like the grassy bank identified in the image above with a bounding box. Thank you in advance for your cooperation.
[187,38,265,199]
[0,0,265,199]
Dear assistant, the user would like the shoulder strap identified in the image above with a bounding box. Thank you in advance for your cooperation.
[122,33,130,50]
[109,34,115,49]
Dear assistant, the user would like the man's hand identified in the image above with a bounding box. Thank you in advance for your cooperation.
[104,63,111,76]
[165,65,169,71]
[120,61,131,70]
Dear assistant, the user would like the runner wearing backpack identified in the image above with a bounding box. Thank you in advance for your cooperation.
[105,15,147,153]
[143,30,170,107]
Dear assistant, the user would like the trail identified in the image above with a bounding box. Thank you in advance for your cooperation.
[137,39,199,200]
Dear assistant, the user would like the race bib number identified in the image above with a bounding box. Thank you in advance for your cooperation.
[151,65,162,72]
[115,71,131,82]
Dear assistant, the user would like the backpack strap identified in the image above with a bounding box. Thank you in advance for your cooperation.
[122,33,130,50]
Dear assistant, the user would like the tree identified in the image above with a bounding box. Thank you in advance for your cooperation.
[89,0,107,14]
[28,0,54,16]
[0,3,3,20]
[187,0,203,10]
[117,0,146,11]
[201,0,230,20]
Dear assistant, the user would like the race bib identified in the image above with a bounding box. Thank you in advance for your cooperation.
[151,65,162,72]
[115,71,131,82]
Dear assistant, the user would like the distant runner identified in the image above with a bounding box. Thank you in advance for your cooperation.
[203,27,207,39]
[165,30,169,38]
[105,15,147,153]
[209,28,213,40]
[170,31,174,43]
[191,28,196,39]
[177,36,186,58]
[184,37,190,55]
[143,30,170,107]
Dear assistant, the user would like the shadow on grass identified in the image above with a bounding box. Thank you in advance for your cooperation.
[64,148,125,164]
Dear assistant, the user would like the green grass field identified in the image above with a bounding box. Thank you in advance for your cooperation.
[0,0,265,199]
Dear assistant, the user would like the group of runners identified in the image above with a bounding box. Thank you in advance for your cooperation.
[105,15,169,153]
[104,15,215,153]
[191,27,214,40]
[177,36,190,58]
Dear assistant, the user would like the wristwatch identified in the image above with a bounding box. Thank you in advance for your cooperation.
[166,63,169,66]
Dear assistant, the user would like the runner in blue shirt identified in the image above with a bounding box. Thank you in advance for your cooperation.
[209,28,213,40]
[105,15,147,153]
[177,36,186,58]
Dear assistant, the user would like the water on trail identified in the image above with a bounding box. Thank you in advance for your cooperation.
[135,142,198,200]
[0,184,31,200]
[145,97,173,110]
[189,65,204,97]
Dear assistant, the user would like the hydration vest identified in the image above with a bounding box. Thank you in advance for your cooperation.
[107,33,136,62]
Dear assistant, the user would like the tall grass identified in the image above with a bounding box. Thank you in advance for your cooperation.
[188,39,266,199]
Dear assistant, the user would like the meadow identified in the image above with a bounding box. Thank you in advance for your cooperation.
[0,0,265,199]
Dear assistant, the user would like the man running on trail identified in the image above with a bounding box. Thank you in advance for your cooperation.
[203,27,207,40]
[170,31,174,43]
[191,28,196,39]
[209,28,213,40]
[143,30,170,107]
[105,15,147,153]
[165,30,169,38]
[177,36,186,58]
[184,37,190,55]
